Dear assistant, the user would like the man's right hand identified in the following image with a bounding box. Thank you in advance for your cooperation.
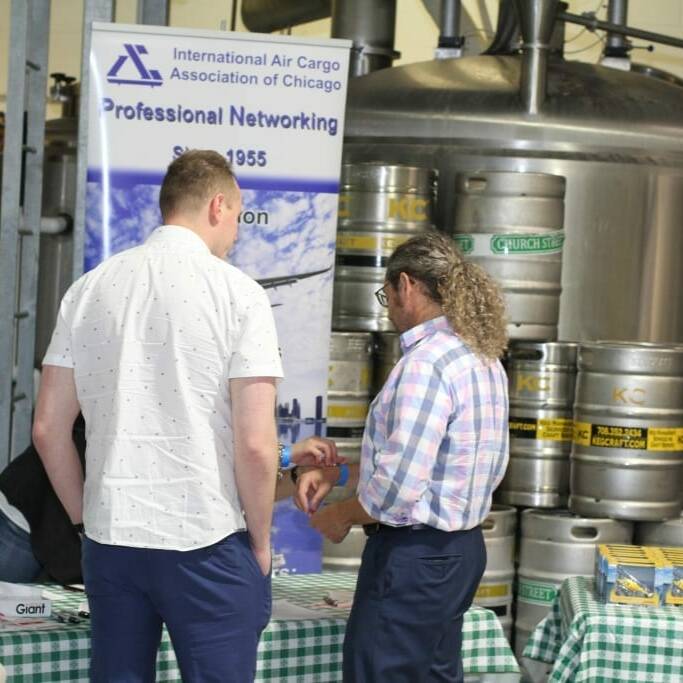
[251,543,272,577]
[294,466,341,515]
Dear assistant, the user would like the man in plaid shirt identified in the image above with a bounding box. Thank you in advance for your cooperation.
[297,232,509,682]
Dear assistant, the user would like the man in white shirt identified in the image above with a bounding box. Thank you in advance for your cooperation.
[33,150,283,681]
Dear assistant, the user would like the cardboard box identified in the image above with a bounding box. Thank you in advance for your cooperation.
[595,544,667,606]
[656,547,683,606]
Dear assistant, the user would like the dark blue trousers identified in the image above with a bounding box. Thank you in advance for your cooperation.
[82,531,271,683]
[342,524,486,683]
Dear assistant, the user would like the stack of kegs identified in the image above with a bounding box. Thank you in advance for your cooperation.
[514,510,632,678]
[324,163,435,570]
[473,505,517,640]
[499,340,683,681]
[452,171,567,341]
[332,162,437,332]
[497,342,577,508]
[327,331,373,470]
[569,342,683,521]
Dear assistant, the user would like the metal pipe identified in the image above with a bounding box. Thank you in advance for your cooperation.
[436,0,463,57]
[439,0,462,45]
[241,0,331,33]
[605,0,629,56]
[558,9,683,50]
[516,0,559,115]
[331,0,398,77]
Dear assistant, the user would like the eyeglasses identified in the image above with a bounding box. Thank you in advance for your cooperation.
[374,285,388,307]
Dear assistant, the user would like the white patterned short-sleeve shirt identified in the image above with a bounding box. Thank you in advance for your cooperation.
[43,225,283,550]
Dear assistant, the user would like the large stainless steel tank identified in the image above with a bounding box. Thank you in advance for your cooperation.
[570,342,683,521]
[497,341,577,508]
[343,56,683,343]
[453,171,566,340]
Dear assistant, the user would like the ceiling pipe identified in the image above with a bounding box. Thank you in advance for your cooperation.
[436,0,464,58]
[331,0,399,77]
[241,0,331,33]
[516,0,559,115]
[558,9,683,50]
[605,0,630,57]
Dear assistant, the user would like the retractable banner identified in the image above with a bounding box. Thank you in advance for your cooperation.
[86,23,350,573]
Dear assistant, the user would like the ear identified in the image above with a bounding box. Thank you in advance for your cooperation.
[208,192,225,225]
[397,272,412,296]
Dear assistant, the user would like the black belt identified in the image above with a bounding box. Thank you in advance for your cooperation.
[362,523,431,536]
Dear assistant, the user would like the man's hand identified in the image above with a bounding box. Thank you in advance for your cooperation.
[291,436,342,467]
[294,466,340,515]
[251,543,272,577]
[310,503,353,544]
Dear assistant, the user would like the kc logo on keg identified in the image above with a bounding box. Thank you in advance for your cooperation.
[387,197,429,221]
[611,386,646,405]
[515,374,549,393]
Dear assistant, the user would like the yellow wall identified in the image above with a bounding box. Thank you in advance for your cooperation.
[1,0,683,117]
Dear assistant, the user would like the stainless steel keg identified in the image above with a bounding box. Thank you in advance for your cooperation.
[635,514,683,547]
[322,525,367,571]
[327,332,373,444]
[515,509,632,660]
[452,171,566,341]
[372,332,401,396]
[497,342,578,508]
[474,504,516,642]
[570,342,683,521]
[332,163,436,331]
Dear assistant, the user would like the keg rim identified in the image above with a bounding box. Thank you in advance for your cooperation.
[520,508,630,525]
[582,340,683,353]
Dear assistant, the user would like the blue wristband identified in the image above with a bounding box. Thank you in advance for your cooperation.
[279,444,292,469]
[336,463,349,487]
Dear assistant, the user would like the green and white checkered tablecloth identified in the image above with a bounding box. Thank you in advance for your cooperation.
[1,572,518,682]
[524,576,683,683]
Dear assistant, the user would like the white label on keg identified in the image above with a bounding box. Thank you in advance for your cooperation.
[573,422,683,452]
[518,580,557,606]
[454,231,564,257]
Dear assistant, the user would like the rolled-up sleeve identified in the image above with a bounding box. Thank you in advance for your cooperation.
[358,359,452,525]
[43,285,78,368]
[228,285,284,380]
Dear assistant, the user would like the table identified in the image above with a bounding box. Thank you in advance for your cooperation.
[1,572,519,682]
[524,576,683,683]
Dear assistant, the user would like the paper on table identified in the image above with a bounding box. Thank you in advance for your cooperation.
[0,582,42,599]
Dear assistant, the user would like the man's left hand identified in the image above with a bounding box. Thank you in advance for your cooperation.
[291,436,342,467]
[310,503,352,544]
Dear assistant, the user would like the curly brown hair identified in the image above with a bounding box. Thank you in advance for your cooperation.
[385,231,508,359]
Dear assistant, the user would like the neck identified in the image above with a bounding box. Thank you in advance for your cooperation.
[164,216,218,255]
[399,302,443,333]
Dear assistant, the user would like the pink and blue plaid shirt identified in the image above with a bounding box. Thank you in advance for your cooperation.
[357,316,509,531]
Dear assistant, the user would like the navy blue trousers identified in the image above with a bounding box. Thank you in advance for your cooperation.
[82,531,271,683]
[342,524,486,683]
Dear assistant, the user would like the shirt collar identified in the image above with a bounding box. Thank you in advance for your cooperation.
[146,225,212,255]
[399,315,453,352]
